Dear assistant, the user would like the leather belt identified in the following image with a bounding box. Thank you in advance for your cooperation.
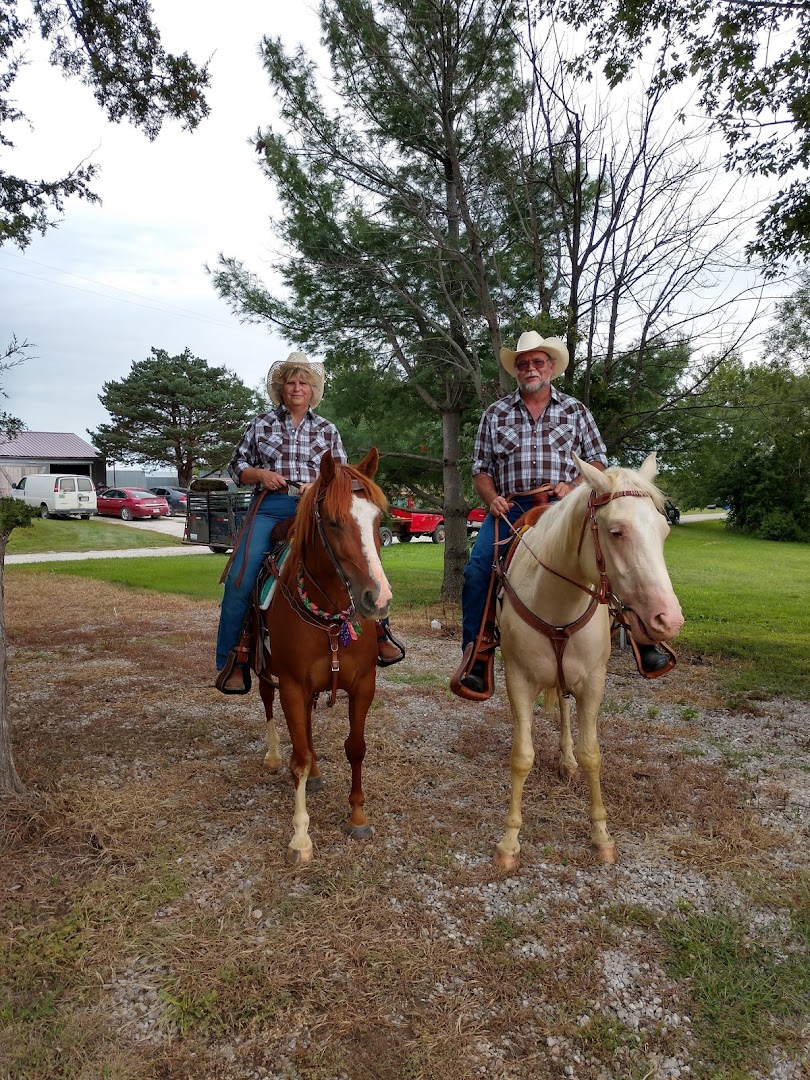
[508,484,555,508]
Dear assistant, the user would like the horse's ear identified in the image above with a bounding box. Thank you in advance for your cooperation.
[638,452,657,481]
[320,449,336,484]
[574,454,611,494]
[354,447,379,479]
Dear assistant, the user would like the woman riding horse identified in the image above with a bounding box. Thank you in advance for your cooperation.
[215,352,403,692]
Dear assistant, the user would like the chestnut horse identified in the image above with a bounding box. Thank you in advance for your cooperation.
[495,453,683,867]
[259,448,391,864]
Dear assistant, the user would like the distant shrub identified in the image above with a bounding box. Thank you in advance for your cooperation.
[757,509,808,543]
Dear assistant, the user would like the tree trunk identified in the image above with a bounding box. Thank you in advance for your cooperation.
[0,550,24,794]
[440,407,467,603]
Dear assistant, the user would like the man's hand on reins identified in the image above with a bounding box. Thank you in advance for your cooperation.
[489,494,513,518]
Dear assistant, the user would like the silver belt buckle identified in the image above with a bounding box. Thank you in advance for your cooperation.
[286,481,302,498]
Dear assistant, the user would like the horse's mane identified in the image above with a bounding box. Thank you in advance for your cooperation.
[280,461,388,585]
[531,465,665,563]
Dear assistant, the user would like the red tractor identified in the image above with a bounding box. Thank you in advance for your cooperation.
[378,505,488,547]
[379,507,445,546]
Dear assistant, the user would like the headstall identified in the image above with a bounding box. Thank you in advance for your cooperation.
[499,488,652,696]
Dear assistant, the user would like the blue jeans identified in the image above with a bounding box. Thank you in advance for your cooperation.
[215,492,299,670]
[461,495,546,650]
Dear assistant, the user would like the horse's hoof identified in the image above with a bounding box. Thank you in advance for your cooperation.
[263,755,282,773]
[559,764,578,782]
[306,776,324,793]
[494,847,520,872]
[594,842,617,865]
[345,824,373,841]
[286,845,314,866]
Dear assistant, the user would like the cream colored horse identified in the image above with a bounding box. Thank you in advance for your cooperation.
[495,453,683,867]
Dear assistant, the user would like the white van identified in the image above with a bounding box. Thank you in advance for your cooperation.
[11,474,98,519]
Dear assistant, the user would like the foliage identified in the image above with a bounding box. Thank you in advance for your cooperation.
[1,0,210,248]
[0,497,39,543]
[0,336,35,794]
[88,348,264,487]
[771,268,810,366]
[319,351,447,502]
[212,0,761,601]
[212,0,533,600]
[0,335,33,439]
[553,0,810,267]
[664,314,810,540]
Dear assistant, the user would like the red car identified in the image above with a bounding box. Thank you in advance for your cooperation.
[96,487,170,521]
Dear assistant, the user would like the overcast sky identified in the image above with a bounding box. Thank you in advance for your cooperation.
[1,0,323,443]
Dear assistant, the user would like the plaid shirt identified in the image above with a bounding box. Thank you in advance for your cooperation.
[228,405,348,488]
[472,386,607,494]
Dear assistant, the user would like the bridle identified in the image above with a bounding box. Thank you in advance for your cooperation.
[498,488,652,696]
[278,484,370,706]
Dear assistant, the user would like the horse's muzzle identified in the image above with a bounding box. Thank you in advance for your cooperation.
[358,587,390,621]
[625,606,684,644]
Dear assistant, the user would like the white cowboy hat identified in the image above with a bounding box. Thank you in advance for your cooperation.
[500,331,569,379]
[267,351,325,408]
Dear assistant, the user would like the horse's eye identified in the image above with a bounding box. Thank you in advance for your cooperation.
[609,528,623,539]
[326,519,341,529]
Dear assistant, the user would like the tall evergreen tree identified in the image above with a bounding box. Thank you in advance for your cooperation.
[89,348,263,487]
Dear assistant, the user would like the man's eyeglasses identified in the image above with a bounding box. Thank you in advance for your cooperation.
[515,358,552,372]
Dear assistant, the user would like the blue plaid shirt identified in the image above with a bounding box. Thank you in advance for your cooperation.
[472,386,607,494]
[228,405,348,488]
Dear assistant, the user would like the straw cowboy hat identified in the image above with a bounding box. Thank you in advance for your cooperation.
[267,351,325,408]
[500,331,569,379]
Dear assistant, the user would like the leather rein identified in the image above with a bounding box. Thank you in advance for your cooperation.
[498,488,651,697]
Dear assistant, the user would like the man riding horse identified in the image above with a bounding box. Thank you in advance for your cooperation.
[457,331,670,698]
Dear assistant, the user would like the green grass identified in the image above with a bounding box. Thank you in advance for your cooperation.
[375,540,445,606]
[659,901,810,1076]
[664,520,810,699]
[5,516,184,554]
[11,553,223,599]
[8,521,810,699]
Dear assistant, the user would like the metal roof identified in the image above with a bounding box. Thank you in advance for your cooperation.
[0,431,100,460]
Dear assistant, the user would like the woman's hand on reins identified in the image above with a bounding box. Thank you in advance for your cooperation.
[239,467,289,492]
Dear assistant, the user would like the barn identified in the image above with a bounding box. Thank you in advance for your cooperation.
[0,431,105,497]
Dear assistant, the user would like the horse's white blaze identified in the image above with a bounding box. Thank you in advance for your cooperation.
[351,496,393,610]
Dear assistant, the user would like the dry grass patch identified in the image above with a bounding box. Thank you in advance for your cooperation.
[1,574,808,1079]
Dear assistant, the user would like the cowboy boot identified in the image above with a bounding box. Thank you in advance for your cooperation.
[636,643,671,674]
[376,618,405,666]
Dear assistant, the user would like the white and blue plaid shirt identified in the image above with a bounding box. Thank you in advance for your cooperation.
[228,405,348,489]
[472,386,607,494]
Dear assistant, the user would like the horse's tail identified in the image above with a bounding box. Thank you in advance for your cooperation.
[542,687,559,714]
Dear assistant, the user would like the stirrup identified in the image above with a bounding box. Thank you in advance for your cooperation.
[628,637,677,680]
[450,642,496,701]
[377,623,406,667]
[215,650,253,695]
